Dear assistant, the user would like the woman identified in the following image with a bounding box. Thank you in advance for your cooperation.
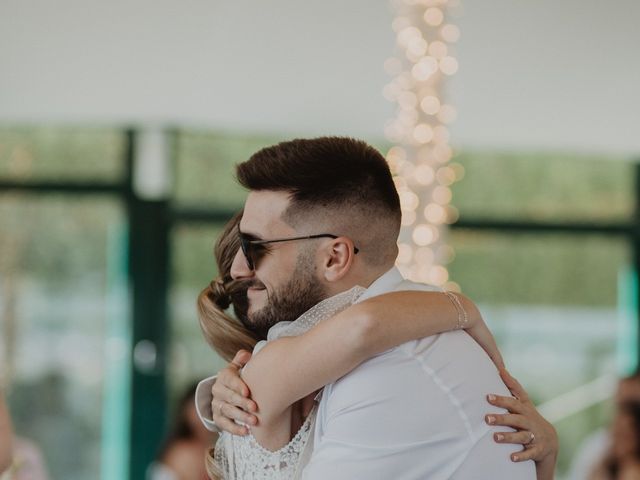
[198,212,557,479]
[589,401,640,480]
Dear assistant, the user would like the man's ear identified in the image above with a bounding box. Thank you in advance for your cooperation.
[322,237,356,282]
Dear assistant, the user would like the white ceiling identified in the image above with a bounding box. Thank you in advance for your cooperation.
[0,0,638,154]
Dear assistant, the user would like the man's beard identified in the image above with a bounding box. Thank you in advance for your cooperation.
[242,252,328,340]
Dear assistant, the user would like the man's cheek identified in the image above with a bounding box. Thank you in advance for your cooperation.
[246,289,267,310]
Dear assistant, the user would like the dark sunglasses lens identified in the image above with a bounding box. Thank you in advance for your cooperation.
[245,243,268,271]
[239,237,254,270]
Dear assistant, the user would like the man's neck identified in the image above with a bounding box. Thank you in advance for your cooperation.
[323,263,394,298]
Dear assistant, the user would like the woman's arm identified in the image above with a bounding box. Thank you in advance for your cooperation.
[350,292,504,370]
[242,291,496,433]
[0,393,13,474]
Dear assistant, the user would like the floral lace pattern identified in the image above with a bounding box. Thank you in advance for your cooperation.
[214,285,366,479]
[214,405,317,479]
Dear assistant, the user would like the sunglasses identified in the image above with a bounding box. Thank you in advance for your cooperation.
[237,225,359,271]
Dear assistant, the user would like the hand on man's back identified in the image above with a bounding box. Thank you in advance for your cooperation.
[211,350,258,436]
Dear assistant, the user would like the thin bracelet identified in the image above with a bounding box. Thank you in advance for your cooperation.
[443,290,468,330]
[452,292,468,329]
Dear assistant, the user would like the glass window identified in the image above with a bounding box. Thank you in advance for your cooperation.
[451,151,634,222]
[174,132,280,208]
[449,229,632,475]
[0,127,125,181]
[0,193,129,480]
[168,223,230,399]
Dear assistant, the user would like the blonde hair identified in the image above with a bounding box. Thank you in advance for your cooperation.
[197,211,258,362]
[205,446,221,480]
[196,211,260,478]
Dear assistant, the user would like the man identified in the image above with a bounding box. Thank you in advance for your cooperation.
[197,137,555,478]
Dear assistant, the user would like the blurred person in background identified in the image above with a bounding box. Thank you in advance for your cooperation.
[0,438,49,480]
[149,383,216,480]
[0,393,49,480]
[0,393,12,475]
[569,374,640,480]
[588,401,640,480]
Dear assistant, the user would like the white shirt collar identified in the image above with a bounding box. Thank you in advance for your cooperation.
[356,266,404,303]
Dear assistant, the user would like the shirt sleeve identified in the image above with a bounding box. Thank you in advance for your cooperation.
[195,375,219,432]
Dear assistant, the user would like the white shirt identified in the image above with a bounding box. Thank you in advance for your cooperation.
[301,267,536,480]
[196,376,218,433]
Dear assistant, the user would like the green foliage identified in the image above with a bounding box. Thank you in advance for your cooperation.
[452,150,634,222]
[0,127,124,181]
[174,131,284,207]
[171,223,226,290]
[450,231,628,306]
[0,194,122,291]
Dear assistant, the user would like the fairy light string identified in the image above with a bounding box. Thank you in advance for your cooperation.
[385,0,464,291]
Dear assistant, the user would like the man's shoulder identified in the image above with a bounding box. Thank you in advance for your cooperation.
[394,278,441,293]
[358,267,440,302]
[367,276,441,297]
[323,329,507,406]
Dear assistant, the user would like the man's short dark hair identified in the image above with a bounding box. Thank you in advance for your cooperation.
[236,137,401,265]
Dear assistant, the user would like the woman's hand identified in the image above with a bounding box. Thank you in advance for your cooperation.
[485,368,558,480]
[210,350,258,435]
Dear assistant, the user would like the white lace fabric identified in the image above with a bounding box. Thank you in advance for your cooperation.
[214,405,317,480]
[214,286,365,479]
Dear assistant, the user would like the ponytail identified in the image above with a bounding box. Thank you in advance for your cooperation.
[197,278,256,363]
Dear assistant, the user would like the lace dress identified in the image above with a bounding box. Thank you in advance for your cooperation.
[213,286,365,480]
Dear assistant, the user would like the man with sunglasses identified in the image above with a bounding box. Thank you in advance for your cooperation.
[196,137,555,478]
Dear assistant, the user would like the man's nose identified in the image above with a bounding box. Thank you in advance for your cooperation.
[230,248,254,280]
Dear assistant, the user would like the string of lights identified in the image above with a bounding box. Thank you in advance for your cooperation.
[385,0,464,291]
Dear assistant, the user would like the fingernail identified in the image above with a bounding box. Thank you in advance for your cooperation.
[486,415,495,424]
[511,455,518,462]
[487,394,496,402]
[495,433,504,441]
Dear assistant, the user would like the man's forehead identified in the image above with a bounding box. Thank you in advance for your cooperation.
[240,190,293,235]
